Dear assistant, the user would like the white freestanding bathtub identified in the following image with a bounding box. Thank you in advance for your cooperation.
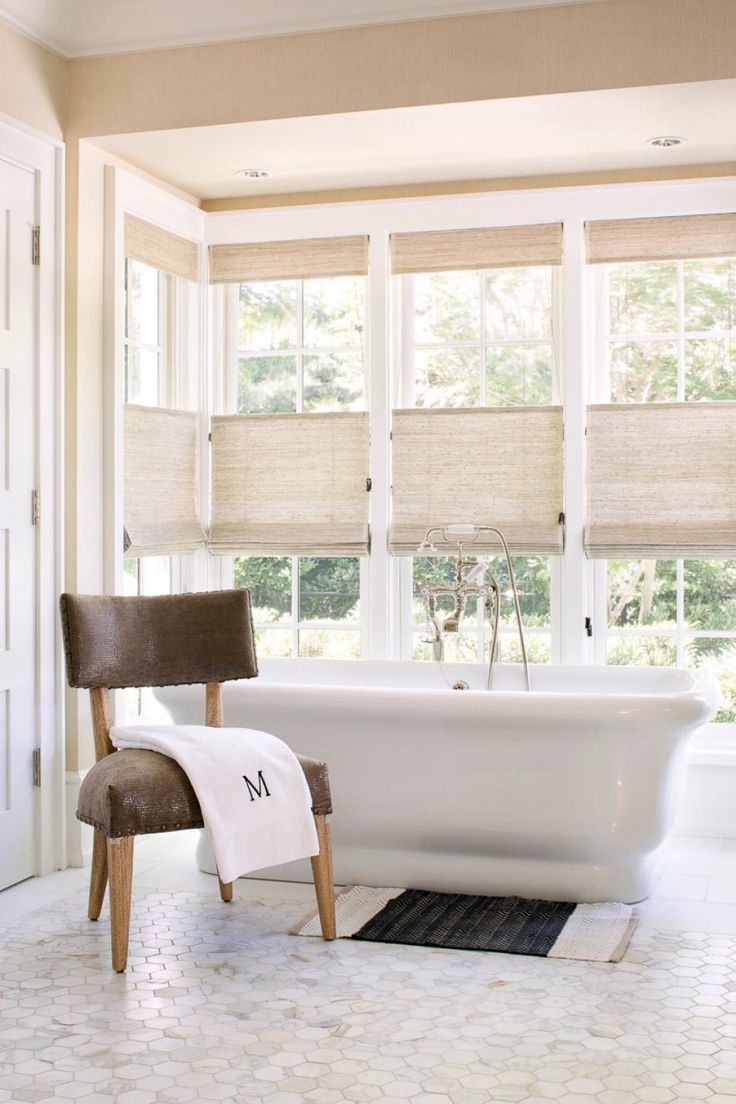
[156,660,719,903]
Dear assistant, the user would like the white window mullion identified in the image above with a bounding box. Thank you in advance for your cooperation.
[548,266,563,662]
[676,559,685,666]
[591,266,610,666]
[399,276,415,408]
[476,269,486,660]
[211,286,239,594]
[549,555,564,664]
[560,218,593,664]
[296,280,304,412]
[676,260,686,401]
[366,231,393,659]
[292,557,300,657]
[359,556,371,658]
[398,276,414,659]
[479,270,487,407]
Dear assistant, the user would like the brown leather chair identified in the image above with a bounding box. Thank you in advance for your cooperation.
[60,589,336,972]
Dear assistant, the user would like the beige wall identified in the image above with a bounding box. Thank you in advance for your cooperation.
[0,20,66,138]
[66,0,736,140]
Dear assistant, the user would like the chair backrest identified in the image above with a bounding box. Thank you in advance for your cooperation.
[60,589,259,690]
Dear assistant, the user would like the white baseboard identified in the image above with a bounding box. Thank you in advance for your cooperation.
[65,770,92,868]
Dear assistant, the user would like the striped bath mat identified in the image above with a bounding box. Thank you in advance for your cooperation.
[292,887,639,962]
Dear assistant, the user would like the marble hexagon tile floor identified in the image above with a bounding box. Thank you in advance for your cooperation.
[0,835,735,1104]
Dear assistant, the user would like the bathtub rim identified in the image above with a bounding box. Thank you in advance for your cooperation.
[154,661,721,732]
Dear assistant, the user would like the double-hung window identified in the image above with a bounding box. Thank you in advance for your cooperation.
[123,257,177,600]
[121,212,203,720]
[228,275,366,659]
[398,262,560,663]
[593,253,736,721]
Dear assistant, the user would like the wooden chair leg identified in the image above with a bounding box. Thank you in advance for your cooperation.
[218,875,233,902]
[310,814,336,940]
[107,836,134,973]
[88,828,108,920]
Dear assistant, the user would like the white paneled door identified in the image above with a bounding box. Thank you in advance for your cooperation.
[0,156,37,889]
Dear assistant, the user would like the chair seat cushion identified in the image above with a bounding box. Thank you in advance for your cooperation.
[77,747,332,838]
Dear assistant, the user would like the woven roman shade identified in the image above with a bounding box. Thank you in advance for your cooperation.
[124,405,206,557]
[390,406,564,555]
[124,214,200,281]
[585,402,736,558]
[209,412,370,555]
[585,213,736,264]
[208,236,369,284]
[390,223,563,274]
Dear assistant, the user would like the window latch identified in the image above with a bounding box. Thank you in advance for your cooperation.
[584,616,593,638]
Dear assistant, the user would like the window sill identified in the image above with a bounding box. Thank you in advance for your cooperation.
[688,723,736,766]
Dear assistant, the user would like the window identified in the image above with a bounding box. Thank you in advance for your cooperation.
[234,555,361,659]
[402,265,557,407]
[231,276,366,658]
[123,257,181,719]
[400,264,558,662]
[123,257,177,601]
[124,258,169,406]
[238,276,365,413]
[597,257,736,721]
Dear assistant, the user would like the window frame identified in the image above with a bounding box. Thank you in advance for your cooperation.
[220,281,371,659]
[123,257,189,601]
[396,266,563,664]
[590,261,736,698]
[123,257,171,406]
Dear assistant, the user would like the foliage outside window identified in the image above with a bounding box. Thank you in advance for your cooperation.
[233,277,366,658]
[601,258,736,721]
[402,265,557,662]
[405,265,557,407]
[238,276,365,413]
[234,556,361,659]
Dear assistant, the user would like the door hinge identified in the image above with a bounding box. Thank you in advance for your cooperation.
[31,226,40,266]
[32,489,40,526]
[33,747,41,787]
[584,616,593,638]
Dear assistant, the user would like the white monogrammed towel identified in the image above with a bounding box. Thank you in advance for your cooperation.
[111,724,319,883]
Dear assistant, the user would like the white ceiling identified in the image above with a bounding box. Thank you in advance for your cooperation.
[0,0,608,57]
[93,81,736,201]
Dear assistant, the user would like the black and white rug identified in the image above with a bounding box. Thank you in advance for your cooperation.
[293,886,639,962]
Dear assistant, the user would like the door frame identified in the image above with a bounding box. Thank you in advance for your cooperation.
[0,112,64,878]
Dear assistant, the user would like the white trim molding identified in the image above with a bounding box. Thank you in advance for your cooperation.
[0,114,65,877]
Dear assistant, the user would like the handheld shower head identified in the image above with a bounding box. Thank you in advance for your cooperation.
[466,559,489,584]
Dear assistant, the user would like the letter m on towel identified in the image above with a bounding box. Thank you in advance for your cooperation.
[243,770,271,802]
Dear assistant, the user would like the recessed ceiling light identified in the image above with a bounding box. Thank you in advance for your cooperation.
[237,169,270,179]
[646,136,686,149]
